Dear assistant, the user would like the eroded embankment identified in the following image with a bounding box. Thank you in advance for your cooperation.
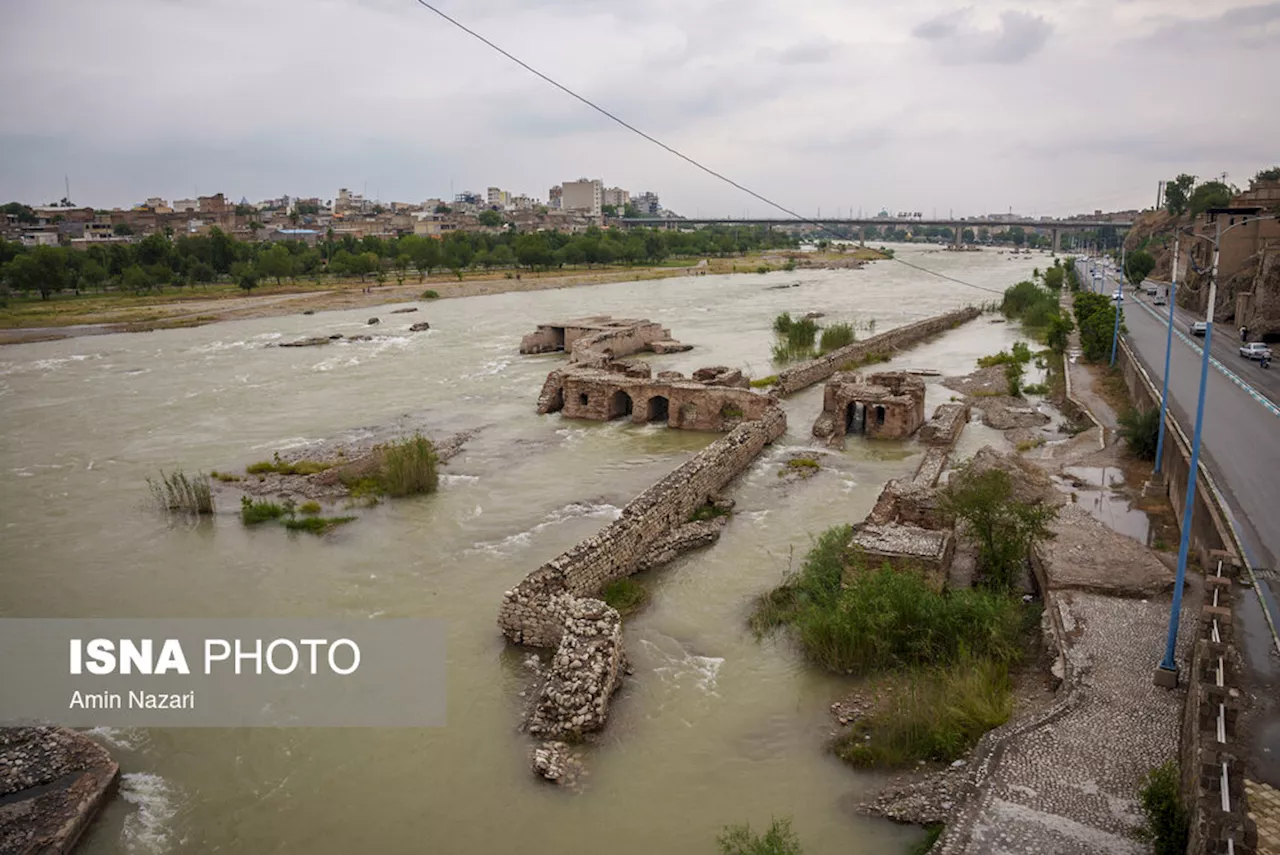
[772,306,982,395]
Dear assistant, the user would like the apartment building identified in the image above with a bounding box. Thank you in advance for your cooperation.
[560,178,602,216]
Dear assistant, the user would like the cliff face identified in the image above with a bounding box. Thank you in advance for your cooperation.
[1124,210,1189,282]
[1235,247,1280,338]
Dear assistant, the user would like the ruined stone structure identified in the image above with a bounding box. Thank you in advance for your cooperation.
[848,523,955,591]
[811,371,927,446]
[920,401,970,446]
[519,316,690,366]
[499,407,786,768]
[771,306,981,395]
[537,363,771,431]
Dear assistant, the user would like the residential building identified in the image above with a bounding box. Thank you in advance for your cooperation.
[335,188,365,214]
[198,194,227,214]
[20,231,59,247]
[173,198,198,213]
[561,178,603,216]
[632,191,661,216]
[510,194,538,211]
[145,197,168,210]
[487,187,511,209]
[603,187,629,209]
[548,185,563,210]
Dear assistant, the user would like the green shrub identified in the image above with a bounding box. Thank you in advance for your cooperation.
[749,375,778,388]
[689,504,732,522]
[1118,407,1161,460]
[977,341,1031,368]
[783,259,797,271]
[210,470,241,483]
[818,323,856,354]
[284,515,356,534]
[786,457,820,473]
[835,657,1013,767]
[717,817,803,855]
[1005,362,1024,397]
[1021,383,1049,395]
[752,528,1027,674]
[756,265,770,274]
[299,501,322,515]
[148,470,215,515]
[240,496,286,525]
[773,312,794,334]
[1140,761,1188,855]
[720,403,745,420]
[601,578,648,615]
[245,456,332,476]
[422,289,440,299]
[379,434,439,497]
[941,467,1057,592]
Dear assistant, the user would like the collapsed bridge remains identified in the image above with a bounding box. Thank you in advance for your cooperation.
[519,316,691,366]
[811,371,927,446]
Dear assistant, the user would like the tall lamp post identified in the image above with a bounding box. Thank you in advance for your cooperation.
[1155,212,1278,685]
[1111,243,1126,366]
[1153,235,1179,476]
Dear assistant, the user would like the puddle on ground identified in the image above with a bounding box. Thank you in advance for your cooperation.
[1053,465,1152,545]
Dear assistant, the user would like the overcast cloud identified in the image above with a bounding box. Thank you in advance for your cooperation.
[0,0,1276,217]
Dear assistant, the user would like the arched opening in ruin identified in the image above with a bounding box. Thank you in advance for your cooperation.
[578,392,590,407]
[609,390,633,420]
[846,401,865,435]
[547,387,564,413]
[646,395,670,424]
[875,405,886,426]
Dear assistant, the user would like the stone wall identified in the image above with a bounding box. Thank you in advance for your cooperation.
[772,306,981,396]
[499,405,787,648]
[920,402,970,446]
[1179,553,1257,854]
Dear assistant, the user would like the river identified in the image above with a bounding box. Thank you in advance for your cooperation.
[0,245,1046,854]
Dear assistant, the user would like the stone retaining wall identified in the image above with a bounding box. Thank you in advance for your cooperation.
[772,306,981,396]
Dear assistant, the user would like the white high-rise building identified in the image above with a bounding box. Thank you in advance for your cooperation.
[560,178,603,216]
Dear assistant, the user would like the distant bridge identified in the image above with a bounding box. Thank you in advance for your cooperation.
[617,217,1134,250]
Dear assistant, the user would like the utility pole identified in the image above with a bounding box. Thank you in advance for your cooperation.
[1153,235,1178,477]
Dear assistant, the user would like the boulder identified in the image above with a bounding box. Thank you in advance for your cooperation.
[409,322,431,332]
[1035,504,1175,597]
[960,446,1066,507]
[367,317,380,325]
[280,336,334,348]
[391,307,418,314]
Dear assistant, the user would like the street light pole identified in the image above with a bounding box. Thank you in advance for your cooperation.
[1153,235,1178,475]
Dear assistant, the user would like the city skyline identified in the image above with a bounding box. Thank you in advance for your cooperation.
[1,0,1278,217]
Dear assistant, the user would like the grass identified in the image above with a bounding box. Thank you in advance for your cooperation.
[1139,761,1188,855]
[601,578,649,615]
[1015,437,1046,452]
[147,469,215,515]
[717,818,804,855]
[380,434,439,497]
[240,496,286,525]
[781,457,820,478]
[284,515,356,535]
[299,501,322,515]
[818,323,856,354]
[977,341,1032,368]
[245,455,332,476]
[908,825,944,855]
[421,289,440,299]
[210,470,241,483]
[690,504,733,522]
[751,526,1028,674]
[720,403,745,420]
[838,352,891,372]
[834,657,1013,768]
[1021,383,1049,395]
[771,314,821,363]
[749,375,778,388]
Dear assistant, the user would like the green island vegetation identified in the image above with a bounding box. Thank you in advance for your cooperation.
[1072,290,1124,363]
[601,578,649,616]
[1139,760,1189,855]
[998,275,1075,354]
[689,503,733,523]
[341,434,440,500]
[147,469,215,515]
[717,817,804,855]
[241,496,354,535]
[245,453,332,476]
[752,464,1055,768]
[299,500,322,515]
[771,313,858,363]
[749,374,778,389]
[780,457,820,478]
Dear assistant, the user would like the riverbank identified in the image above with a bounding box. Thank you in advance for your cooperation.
[0,248,890,345]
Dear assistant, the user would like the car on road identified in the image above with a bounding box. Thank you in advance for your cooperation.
[1153,293,1167,306]
[1111,289,1123,301]
[1189,321,1207,336]
[1240,342,1273,361]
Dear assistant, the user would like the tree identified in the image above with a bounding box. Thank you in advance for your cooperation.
[962,227,975,243]
[1188,181,1234,216]
[1125,250,1156,286]
[1043,266,1065,290]
[1046,312,1075,353]
[256,243,293,285]
[232,263,258,292]
[1164,174,1196,216]
[1255,166,1280,183]
[235,203,255,216]
[190,261,215,286]
[942,467,1057,592]
[247,221,264,240]
[623,202,641,219]
[601,204,618,218]
[121,264,151,293]
[113,223,134,236]
[477,210,503,227]
[1118,407,1160,460]
[1007,226,1026,246]
[79,259,108,292]
[434,204,452,214]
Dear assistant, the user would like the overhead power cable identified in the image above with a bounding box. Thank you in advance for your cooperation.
[411,0,1020,296]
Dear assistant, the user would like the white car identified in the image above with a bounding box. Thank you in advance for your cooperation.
[1111,289,1123,301]
[1240,342,1272,361]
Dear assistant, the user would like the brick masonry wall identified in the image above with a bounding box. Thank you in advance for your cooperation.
[773,307,981,396]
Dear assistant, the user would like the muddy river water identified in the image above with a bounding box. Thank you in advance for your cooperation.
[0,245,1046,854]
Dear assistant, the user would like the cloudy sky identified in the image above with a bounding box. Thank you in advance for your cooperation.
[1,0,1277,217]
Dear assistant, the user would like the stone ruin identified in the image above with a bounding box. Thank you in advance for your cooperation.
[519,316,691,366]
[536,362,775,431]
[811,371,927,447]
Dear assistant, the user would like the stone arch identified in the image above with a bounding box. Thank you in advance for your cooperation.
[609,390,633,420]
[875,405,886,426]
[846,401,864,435]
[646,395,670,425]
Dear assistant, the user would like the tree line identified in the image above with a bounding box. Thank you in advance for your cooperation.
[0,224,799,299]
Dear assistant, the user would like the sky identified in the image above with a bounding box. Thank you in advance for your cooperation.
[1,0,1277,218]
